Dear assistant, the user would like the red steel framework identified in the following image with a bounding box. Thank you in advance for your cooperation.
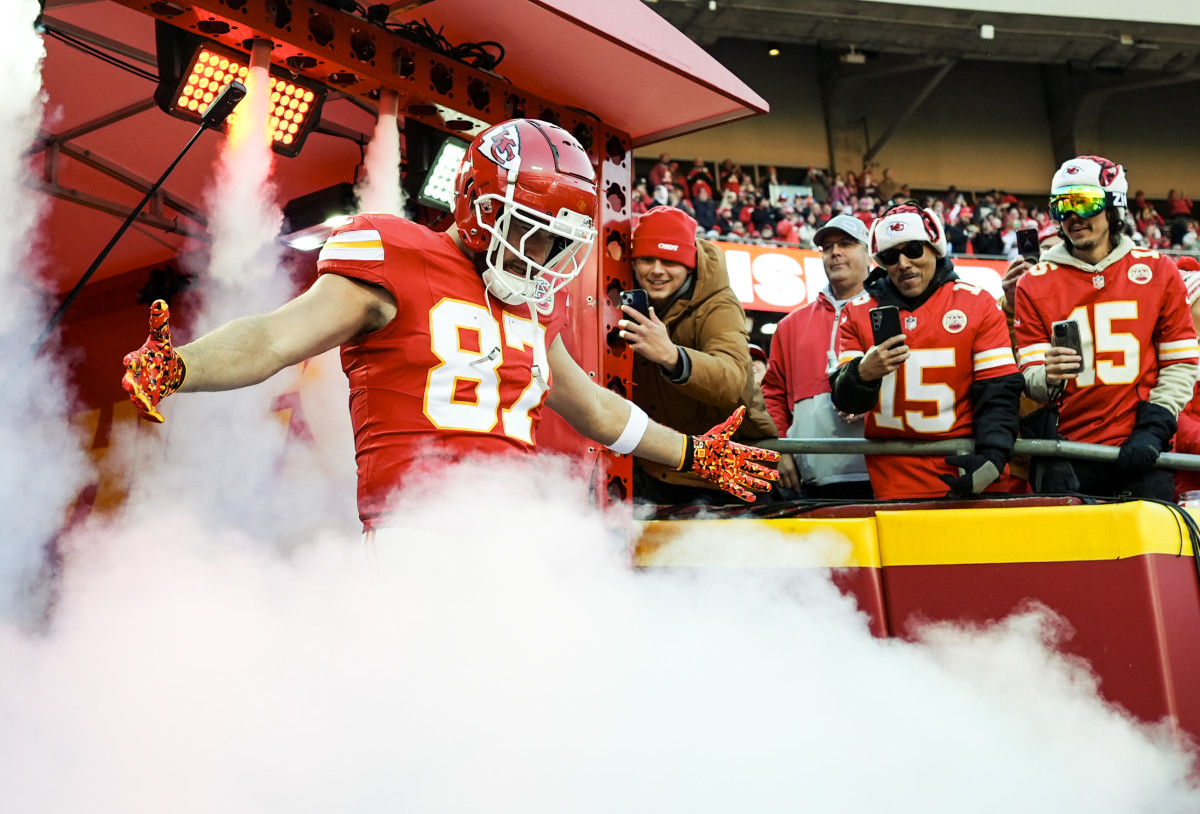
[110,0,638,499]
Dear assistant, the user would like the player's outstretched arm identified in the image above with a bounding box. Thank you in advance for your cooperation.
[121,274,395,422]
[545,338,779,501]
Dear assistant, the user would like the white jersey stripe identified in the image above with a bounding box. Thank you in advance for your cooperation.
[319,246,386,262]
[323,229,382,246]
[1158,339,1199,352]
[837,350,865,365]
[1016,343,1050,366]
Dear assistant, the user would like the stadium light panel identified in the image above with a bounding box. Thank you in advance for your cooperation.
[155,29,326,158]
[417,137,469,212]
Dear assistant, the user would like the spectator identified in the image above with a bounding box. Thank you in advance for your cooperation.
[687,158,715,200]
[651,184,669,207]
[829,174,850,209]
[876,168,900,204]
[1172,256,1200,499]
[762,215,875,499]
[854,196,875,229]
[1015,156,1199,499]
[648,153,671,190]
[120,120,779,532]
[619,206,779,505]
[759,165,782,200]
[631,178,653,216]
[945,210,969,255]
[749,343,768,386]
[972,216,1003,256]
[829,203,1023,499]
[692,185,718,232]
[1167,188,1195,246]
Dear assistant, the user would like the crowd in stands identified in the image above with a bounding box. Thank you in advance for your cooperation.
[631,153,1200,258]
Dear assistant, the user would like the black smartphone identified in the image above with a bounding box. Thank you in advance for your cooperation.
[1016,227,1040,264]
[1051,319,1085,370]
[619,288,651,319]
[870,305,903,346]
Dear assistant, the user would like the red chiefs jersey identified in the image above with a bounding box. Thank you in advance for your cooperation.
[1014,248,1199,446]
[837,281,1018,499]
[317,214,567,528]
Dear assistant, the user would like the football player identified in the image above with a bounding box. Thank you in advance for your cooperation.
[1014,156,1200,499]
[829,203,1024,499]
[121,119,778,529]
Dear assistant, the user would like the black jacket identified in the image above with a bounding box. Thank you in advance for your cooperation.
[829,257,1023,461]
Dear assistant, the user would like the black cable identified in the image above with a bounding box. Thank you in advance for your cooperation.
[42,26,159,84]
[384,18,505,71]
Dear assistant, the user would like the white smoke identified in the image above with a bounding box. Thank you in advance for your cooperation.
[137,51,357,540]
[354,90,403,216]
[0,1,89,625]
[0,458,1195,813]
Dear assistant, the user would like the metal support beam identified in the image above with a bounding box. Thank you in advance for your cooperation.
[40,16,158,67]
[39,99,157,147]
[50,142,207,226]
[862,59,956,166]
[35,181,207,240]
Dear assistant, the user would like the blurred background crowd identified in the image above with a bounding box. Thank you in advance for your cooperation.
[631,153,1198,259]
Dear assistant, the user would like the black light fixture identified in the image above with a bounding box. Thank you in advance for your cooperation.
[417,136,469,212]
[281,182,360,251]
[153,22,326,158]
[402,119,471,215]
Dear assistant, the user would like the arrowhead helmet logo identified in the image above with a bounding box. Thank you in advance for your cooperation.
[480,123,522,171]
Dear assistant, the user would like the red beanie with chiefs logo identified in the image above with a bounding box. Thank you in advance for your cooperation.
[632,206,698,267]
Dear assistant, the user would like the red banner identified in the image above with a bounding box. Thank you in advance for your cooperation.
[715,241,1009,313]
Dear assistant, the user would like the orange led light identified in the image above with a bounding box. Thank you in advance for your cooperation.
[303,90,314,103]
[203,91,214,103]
[177,95,188,108]
[282,133,294,145]
[208,55,219,66]
[187,99,199,111]
[298,101,309,113]
[271,91,280,103]
[203,66,214,77]
[287,122,298,134]
[218,57,229,70]
[273,131,283,141]
[187,74,198,85]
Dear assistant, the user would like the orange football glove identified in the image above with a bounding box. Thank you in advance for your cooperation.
[680,406,781,502]
[121,299,186,424]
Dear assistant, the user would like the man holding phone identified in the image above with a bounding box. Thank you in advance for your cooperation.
[618,206,777,504]
[1014,155,1199,499]
[829,203,1024,499]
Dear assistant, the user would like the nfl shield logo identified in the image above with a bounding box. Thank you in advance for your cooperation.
[1093,274,1106,289]
[904,315,918,331]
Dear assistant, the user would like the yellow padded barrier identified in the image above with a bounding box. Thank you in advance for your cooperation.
[875,502,1197,566]
[634,517,881,569]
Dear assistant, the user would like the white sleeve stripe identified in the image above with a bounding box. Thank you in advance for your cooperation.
[1016,344,1049,366]
[837,351,865,364]
[974,356,1016,372]
[1158,340,1199,351]
[324,229,381,245]
[318,246,385,262]
[973,348,1016,364]
[1159,349,1200,361]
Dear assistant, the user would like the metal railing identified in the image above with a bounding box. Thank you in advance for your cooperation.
[762,437,1200,472]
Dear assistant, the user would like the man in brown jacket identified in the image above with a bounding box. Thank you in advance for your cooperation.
[618,206,778,505]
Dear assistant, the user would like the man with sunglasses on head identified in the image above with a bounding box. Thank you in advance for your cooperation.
[829,203,1024,500]
[1014,156,1199,500]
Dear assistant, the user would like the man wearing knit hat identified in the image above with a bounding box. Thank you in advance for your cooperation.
[619,205,778,504]
[829,202,1024,499]
[1014,156,1199,499]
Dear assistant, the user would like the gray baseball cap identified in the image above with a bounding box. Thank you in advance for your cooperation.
[812,214,870,247]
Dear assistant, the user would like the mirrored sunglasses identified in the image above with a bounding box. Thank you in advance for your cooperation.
[877,241,926,266]
[1049,186,1107,222]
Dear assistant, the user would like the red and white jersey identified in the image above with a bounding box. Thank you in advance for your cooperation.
[837,281,1017,499]
[1014,248,1199,446]
[317,214,567,528]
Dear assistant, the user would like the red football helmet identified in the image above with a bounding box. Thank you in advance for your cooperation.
[455,119,598,313]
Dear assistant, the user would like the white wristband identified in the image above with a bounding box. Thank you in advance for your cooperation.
[607,402,649,455]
